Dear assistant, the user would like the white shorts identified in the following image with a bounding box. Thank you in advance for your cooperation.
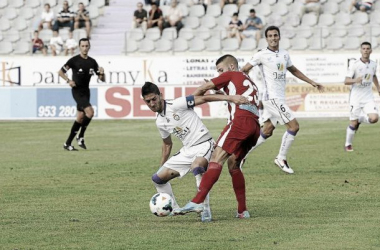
[162,138,215,178]
[350,101,379,120]
[260,99,295,126]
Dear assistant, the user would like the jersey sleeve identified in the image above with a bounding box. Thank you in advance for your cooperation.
[286,53,293,68]
[211,72,232,90]
[346,60,356,78]
[93,59,100,75]
[63,57,75,71]
[374,62,377,77]
[248,52,262,67]
[172,96,195,110]
[157,126,170,139]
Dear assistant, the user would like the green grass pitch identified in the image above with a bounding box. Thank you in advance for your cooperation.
[1,119,379,249]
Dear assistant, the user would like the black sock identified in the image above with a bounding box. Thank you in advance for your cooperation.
[66,121,81,145]
[78,116,92,138]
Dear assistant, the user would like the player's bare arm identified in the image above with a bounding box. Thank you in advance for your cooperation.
[344,76,363,85]
[58,66,76,87]
[98,67,105,82]
[193,80,216,96]
[160,136,172,166]
[373,75,380,96]
[194,94,250,106]
[241,63,253,75]
[288,65,325,92]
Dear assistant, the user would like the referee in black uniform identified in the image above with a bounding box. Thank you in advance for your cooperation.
[58,38,105,151]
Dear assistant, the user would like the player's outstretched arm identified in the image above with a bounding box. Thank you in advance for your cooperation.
[241,63,253,74]
[373,75,380,96]
[98,67,105,82]
[193,80,216,96]
[194,94,249,106]
[288,65,325,92]
[160,136,173,167]
[344,76,362,85]
[58,67,76,87]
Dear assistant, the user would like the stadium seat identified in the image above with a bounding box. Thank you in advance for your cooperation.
[352,12,369,25]
[60,28,70,41]
[88,5,100,20]
[145,28,161,41]
[318,13,335,27]
[240,38,257,51]
[309,35,325,50]
[138,38,155,53]
[370,11,380,25]
[9,0,23,8]
[266,0,277,5]
[330,24,348,37]
[91,0,106,8]
[178,27,194,40]
[255,3,272,17]
[39,29,53,43]
[210,25,227,40]
[284,13,301,27]
[343,36,360,50]
[290,37,308,50]
[326,37,344,50]
[370,37,378,48]
[206,4,221,18]
[0,0,7,9]
[5,7,18,20]
[126,40,138,53]
[257,38,267,49]
[296,25,313,38]
[201,15,217,29]
[205,38,221,51]
[277,0,293,5]
[44,0,58,7]
[13,41,30,54]
[0,18,11,31]
[184,16,200,29]
[272,3,289,16]
[25,0,40,8]
[279,37,291,50]
[177,3,189,17]
[195,26,211,40]
[222,4,238,17]
[330,0,344,3]
[301,13,318,27]
[239,4,252,17]
[245,0,260,5]
[222,38,239,51]
[217,14,231,28]
[322,2,339,14]
[73,29,86,40]
[19,7,35,20]
[347,25,366,37]
[266,14,284,27]
[162,28,177,41]
[189,4,205,17]
[173,37,188,52]
[3,30,20,42]
[155,38,173,52]
[370,25,380,37]
[73,0,89,7]
[189,38,205,52]
[335,12,352,26]
[0,41,13,54]
[0,32,3,41]
[288,1,304,17]
[160,5,170,17]
[13,18,28,31]
[128,28,144,41]
[281,26,297,39]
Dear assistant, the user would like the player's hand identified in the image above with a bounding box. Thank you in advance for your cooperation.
[230,95,250,105]
[313,82,324,93]
[68,80,76,88]
[98,67,104,74]
[355,76,363,83]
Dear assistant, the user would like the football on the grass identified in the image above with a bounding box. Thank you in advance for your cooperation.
[149,193,173,217]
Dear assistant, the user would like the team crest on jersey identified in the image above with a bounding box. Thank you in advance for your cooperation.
[364,74,371,80]
[173,114,180,121]
[277,63,284,71]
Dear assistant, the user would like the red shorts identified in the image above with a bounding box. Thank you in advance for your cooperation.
[216,116,260,162]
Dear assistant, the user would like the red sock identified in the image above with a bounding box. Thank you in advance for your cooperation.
[229,168,247,213]
[192,162,222,204]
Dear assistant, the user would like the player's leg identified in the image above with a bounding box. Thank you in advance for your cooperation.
[77,101,94,149]
[191,156,211,222]
[345,104,361,151]
[360,102,379,124]
[152,167,181,210]
[63,110,84,151]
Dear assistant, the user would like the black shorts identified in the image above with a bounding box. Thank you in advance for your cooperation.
[72,88,91,111]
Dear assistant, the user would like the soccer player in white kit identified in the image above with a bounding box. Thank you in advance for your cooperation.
[241,26,324,174]
[344,42,380,152]
[141,82,249,222]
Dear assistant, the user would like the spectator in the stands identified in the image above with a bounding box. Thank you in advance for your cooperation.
[38,3,54,31]
[74,2,92,39]
[188,0,208,12]
[50,30,64,56]
[64,31,77,56]
[32,30,47,56]
[220,0,245,10]
[242,9,263,44]
[163,0,183,32]
[53,0,74,32]
[227,12,244,44]
[349,0,374,13]
[147,2,163,32]
[145,0,160,6]
[301,0,321,15]
[132,2,148,33]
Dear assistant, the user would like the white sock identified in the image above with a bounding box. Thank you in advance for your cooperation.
[359,115,370,124]
[345,125,356,147]
[277,131,296,160]
[251,134,267,152]
[259,108,263,118]
[153,182,179,209]
[195,174,210,209]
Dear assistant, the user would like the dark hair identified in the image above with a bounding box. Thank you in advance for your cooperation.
[44,3,50,7]
[79,38,90,46]
[215,54,238,68]
[142,81,160,97]
[151,2,157,6]
[265,25,280,38]
[233,12,238,16]
[250,9,255,13]
[361,41,371,48]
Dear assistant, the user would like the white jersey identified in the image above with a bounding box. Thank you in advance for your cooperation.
[248,48,293,101]
[156,96,211,147]
[346,58,377,104]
